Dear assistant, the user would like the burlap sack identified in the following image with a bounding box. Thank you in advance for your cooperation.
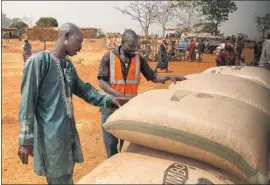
[202,66,270,89]
[104,89,269,184]
[77,152,239,184]
[168,73,270,117]
[121,141,247,184]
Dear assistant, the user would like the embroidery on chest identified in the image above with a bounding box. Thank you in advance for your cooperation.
[49,52,74,118]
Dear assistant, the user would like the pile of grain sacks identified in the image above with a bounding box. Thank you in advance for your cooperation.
[105,33,122,49]
[78,66,270,184]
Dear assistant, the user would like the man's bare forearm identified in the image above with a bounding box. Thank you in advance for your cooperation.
[99,79,126,97]
[151,75,167,83]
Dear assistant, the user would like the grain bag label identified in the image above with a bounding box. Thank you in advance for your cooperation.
[163,163,188,184]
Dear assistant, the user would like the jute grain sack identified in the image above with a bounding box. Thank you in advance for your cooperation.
[77,152,238,184]
[168,73,270,116]
[103,89,269,184]
[202,66,270,89]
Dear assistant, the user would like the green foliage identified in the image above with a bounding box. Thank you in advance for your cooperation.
[10,21,28,29]
[198,0,237,35]
[11,18,22,24]
[194,22,218,35]
[36,17,58,27]
[2,13,12,28]
[9,21,28,36]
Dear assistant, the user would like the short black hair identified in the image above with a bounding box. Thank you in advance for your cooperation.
[122,29,138,44]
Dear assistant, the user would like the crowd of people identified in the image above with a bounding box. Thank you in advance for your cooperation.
[216,35,245,66]
[216,33,270,71]
[154,38,209,73]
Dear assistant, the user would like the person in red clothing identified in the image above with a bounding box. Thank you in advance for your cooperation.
[216,40,236,66]
[187,39,196,62]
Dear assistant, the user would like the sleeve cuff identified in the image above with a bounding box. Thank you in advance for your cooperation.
[105,94,113,108]
[19,136,34,145]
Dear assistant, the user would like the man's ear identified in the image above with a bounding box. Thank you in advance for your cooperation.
[65,32,70,41]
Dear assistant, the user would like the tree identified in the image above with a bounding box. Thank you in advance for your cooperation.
[237,33,248,39]
[21,16,34,27]
[172,1,202,32]
[35,17,58,50]
[156,1,175,38]
[115,1,159,60]
[9,21,28,37]
[198,0,237,36]
[2,13,12,28]
[36,17,58,27]
[194,22,218,35]
[97,28,106,38]
[11,17,22,24]
[255,13,270,39]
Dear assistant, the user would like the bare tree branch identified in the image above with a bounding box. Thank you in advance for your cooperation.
[115,1,159,60]
[156,1,176,37]
[255,13,270,38]
[172,1,202,32]
[21,16,33,27]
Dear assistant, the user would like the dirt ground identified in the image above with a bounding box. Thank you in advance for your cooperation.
[1,39,254,184]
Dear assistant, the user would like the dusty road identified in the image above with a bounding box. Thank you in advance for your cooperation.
[1,39,253,184]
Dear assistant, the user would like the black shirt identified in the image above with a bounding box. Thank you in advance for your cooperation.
[97,46,156,114]
[97,46,156,82]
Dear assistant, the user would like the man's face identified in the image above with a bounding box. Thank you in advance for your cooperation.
[121,38,139,57]
[64,31,83,57]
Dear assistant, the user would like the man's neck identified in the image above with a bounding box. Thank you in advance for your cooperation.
[50,42,66,59]
[119,47,129,58]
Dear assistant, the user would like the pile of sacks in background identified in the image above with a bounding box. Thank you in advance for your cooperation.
[78,66,270,184]
[105,33,180,62]
[105,32,122,49]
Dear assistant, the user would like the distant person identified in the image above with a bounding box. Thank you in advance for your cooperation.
[4,32,9,42]
[204,39,210,54]
[196,39,205,62]
[231,35,237,47]
[253,41,262,66]
[22,40,32,63]
[259,34,270,70]
[236,36,245,65]
[216,40,236,66]
[17,22,122,184]
[155,40,169,72]
[9,31,12,39]
[179,39,188,60]
[187,39,196,61]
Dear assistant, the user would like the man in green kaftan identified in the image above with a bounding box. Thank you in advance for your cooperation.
[17,23,123,184]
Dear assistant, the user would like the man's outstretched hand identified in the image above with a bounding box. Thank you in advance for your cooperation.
[153,74,187,84]
[18,145,33,164]
[166,76,187,84]
[111,96,132,108]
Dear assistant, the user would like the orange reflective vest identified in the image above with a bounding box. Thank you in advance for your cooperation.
[109,51,141,96]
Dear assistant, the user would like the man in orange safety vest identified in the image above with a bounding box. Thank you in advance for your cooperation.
[97,29,186,158]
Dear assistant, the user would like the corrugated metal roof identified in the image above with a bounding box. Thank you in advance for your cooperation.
[27,27,97,30]
[80,27,97,30]
[2,28,17,31]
